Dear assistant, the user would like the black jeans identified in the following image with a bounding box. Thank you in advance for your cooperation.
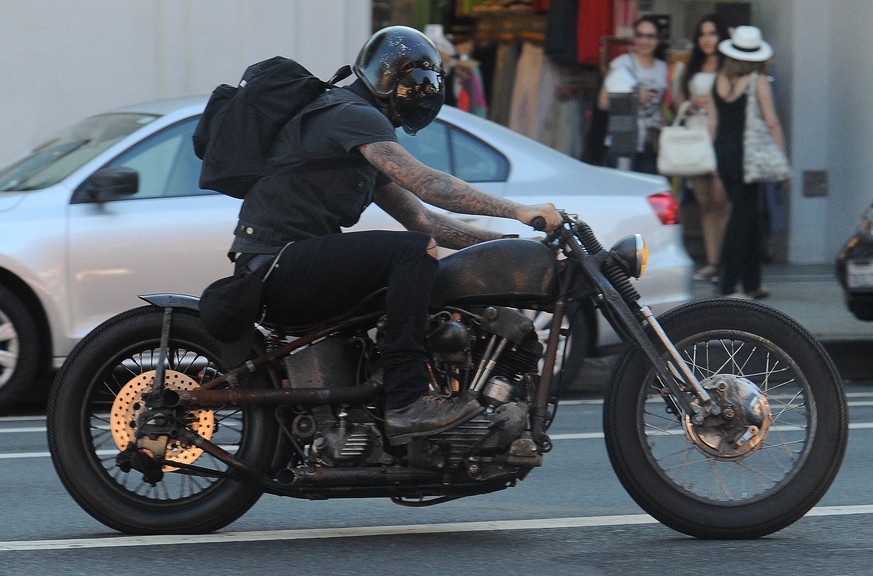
[260,230,437,409]
[717,175,763,295]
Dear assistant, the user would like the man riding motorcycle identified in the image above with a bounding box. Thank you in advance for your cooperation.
[215,26,562,445]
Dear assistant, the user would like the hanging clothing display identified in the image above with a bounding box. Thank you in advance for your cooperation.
[540,91,589,158]
[446,60,489,118]
[508,42,562,140]
[463,0,648,159]
[577,0,612,66]
[488,42,521,127]
[544,0,579,66]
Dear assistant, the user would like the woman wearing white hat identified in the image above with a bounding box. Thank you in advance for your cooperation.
[710,25,787,299]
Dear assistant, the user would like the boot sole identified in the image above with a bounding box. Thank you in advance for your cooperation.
[386,406,485,446]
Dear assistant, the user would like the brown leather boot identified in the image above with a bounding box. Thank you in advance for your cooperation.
[385,394,483,445]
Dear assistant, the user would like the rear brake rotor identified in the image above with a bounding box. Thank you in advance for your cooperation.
[111,370,215,470]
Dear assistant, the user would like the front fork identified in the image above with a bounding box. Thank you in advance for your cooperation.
[561,230,720,425]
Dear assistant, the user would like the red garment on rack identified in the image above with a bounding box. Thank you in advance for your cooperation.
[577,0,612,66]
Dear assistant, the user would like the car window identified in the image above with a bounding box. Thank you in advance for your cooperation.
[396,117,508,183]
[0,113,158,192]
[106,117,207,199]
[450,128,508,182]
[397,121,452,173]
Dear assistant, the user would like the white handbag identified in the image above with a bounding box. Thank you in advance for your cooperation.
[657,102,716,177]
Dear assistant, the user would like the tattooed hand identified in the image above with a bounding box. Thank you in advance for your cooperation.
[514,203,563,231]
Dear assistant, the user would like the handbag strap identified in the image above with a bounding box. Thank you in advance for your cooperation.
[746,72,760,118]
[672,101,692,126]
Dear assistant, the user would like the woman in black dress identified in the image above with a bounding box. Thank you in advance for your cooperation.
[711,26,788,299]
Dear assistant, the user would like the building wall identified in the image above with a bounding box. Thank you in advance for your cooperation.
[0,0,371,166]
[824,1,873,260]
[755,0,870,263]
[3,0,869,265]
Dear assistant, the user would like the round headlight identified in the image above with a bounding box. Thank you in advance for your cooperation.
[610,234,647,279]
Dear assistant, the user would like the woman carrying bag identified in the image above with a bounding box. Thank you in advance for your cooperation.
[597,15,669,174]
[710,26,790,299]
[675,15,731,283]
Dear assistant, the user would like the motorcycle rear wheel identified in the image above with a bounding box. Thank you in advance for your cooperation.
[603,298,848,539]
[47,306,276,535]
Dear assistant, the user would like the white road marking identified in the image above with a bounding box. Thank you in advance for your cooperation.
[2,505,873,551]
[4,421,873,459]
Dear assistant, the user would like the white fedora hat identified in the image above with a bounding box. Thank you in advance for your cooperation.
[719,25,773,62]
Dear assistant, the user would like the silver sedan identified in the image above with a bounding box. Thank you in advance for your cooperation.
[0,96,692,411]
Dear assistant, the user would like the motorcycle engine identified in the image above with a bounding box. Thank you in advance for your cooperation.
[426,306,543,395]
[276,333,392,468]
[272,306,545,476]
[413,306,545,479]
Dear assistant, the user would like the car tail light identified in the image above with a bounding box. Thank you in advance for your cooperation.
[647,192,680,225]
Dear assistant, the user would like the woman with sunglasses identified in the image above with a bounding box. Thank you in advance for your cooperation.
[598,15,668,174]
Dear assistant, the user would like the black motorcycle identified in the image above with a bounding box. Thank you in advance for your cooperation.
[46,211,848,539]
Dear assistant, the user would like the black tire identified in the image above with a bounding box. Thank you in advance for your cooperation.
[47,306,276,534]
[0,285,40,414]
[603,298,848,539]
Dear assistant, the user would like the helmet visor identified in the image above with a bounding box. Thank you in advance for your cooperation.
[390,68,444,135]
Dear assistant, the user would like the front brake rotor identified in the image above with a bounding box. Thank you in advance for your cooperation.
[111,369,215,470]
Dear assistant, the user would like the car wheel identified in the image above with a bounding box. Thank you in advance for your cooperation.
[0,285,40,413]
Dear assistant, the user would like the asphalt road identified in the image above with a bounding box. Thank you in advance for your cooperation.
[2,262,870,574]
[2,386,873,576]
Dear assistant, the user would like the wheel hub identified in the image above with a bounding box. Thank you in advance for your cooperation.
[111,370,215,469]
[683,374,772,460]
[0,307,18,387]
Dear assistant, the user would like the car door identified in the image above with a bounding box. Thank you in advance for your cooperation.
[350,117,510,234]
[66,117,241,340]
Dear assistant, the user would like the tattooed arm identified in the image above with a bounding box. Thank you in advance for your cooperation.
[358,140,562,233]
[373,181,503,249]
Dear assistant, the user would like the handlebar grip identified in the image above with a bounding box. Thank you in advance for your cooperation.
[530,216,547,231]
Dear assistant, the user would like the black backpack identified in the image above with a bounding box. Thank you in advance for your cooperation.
[192,56,350,199]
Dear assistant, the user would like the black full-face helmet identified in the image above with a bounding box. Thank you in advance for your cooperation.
[353,25,445,135]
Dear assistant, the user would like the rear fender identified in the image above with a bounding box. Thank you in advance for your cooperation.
[139,293,200,311]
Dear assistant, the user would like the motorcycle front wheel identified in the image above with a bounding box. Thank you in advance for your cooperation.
[47,306,276,535]
[603,298,848,539]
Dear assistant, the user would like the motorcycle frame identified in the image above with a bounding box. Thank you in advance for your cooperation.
[554,223,715,423]
[142,215,716,457]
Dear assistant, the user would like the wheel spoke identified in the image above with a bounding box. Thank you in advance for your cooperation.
[0,314,18,387]
[641,331,813,504]
[79,343,246,502]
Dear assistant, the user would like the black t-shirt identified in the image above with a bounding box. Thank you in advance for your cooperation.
[298,94,396,190]
[231,88,397,253]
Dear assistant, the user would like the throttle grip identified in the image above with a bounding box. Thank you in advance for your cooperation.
[530,216,547,231]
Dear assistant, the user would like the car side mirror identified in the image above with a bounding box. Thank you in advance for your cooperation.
[74,167,139,203]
